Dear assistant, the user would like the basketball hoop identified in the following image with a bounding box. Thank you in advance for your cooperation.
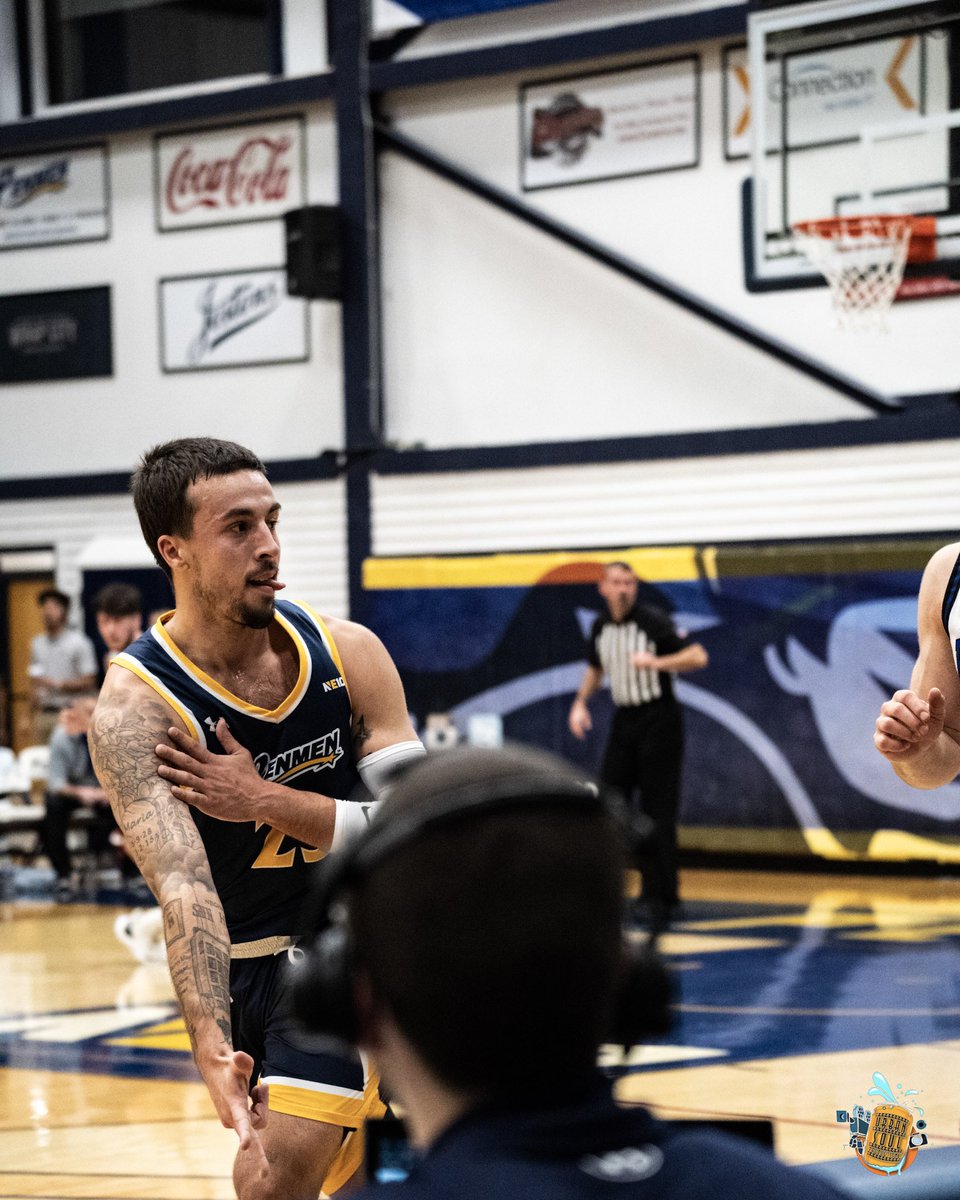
[792,215,936,331]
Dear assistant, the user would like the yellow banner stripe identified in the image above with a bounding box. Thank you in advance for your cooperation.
[364,546,704,590]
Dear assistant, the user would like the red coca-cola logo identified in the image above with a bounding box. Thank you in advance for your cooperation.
[164,135,293,215]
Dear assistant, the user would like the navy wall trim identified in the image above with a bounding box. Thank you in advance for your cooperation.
[368,7,749,92]
[372,397,960,476]
[0,72,335,153]
[378,123,899,415]
[1,5,751,154]
[3,398,958,501]
[331,0,377,618]
[0,454,339,502]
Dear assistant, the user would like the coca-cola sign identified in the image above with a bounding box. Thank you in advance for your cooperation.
[155,117,305,231]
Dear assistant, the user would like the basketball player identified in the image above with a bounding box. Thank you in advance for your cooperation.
[88,438,424,1200]
[874,542,960,788]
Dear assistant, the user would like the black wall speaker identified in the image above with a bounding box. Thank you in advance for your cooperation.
[284,205,341,300]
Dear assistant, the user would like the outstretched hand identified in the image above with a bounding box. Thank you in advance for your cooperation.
[874,687,946,761]
[156,720,264,822]
[205,1047,269,1176]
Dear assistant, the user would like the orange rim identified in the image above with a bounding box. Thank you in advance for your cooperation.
[793,214,937,263]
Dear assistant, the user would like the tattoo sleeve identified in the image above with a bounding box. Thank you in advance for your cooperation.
[89,690,235,1064]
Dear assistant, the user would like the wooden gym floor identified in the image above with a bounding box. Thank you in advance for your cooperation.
[2,867,959,1198]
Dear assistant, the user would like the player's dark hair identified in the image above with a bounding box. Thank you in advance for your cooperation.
[93,582,143,618]
[348,746,626,1100]
[38,588,70,612]
[131,437,266,577]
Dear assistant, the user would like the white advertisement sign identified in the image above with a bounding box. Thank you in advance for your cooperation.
[159,268,308,372]
[0,144,109,249]
[726,36,925,158]
[155,117,305,231]
[521,57,699,192]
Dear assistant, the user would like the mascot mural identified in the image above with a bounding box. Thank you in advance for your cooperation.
[364,539,959,864]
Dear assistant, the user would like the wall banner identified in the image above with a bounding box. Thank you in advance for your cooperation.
[155,116,306,231]
[0,286,113,383]
[364,540,958,865]
[0,144,109,250]
[724,36,926,160]
[520,56,700,192]
[159,267,309,372]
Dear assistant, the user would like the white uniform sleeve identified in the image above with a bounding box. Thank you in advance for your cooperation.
[330,740,426,853]
[356,739,426,801]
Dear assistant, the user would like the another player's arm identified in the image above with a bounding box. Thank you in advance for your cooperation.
[874,543,960,789]
[569,664,603,740]
[156,620,421,845]
[89,668,267,1161]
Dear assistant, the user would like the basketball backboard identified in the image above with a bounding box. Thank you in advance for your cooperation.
[743,0,960,290]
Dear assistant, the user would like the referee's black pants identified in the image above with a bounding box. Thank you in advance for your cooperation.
[600,700,683,915]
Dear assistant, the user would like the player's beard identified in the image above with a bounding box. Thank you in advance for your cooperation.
[237,597,275,629]
[194,575,275,630]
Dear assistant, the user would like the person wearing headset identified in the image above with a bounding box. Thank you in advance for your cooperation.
[291,744,846,1200]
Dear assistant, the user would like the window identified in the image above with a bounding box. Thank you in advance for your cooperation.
[42,0,281,105]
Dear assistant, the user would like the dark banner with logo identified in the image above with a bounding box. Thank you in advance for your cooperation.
[364,539,960,865]
[0,286,113,383]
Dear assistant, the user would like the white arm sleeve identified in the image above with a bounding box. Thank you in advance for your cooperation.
[330,796,378,853]
[331,740,426,853]
[356,739,426,801]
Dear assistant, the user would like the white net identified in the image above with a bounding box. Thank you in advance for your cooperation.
[792,216,914,332]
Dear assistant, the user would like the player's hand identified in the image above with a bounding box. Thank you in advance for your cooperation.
[568,699,592,740]
[204,1048,269,1176]
[874,688,945,760]
[156,721,263,821]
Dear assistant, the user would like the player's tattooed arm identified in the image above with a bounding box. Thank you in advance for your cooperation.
[89,678,231,1042]
[89,669,263,1159]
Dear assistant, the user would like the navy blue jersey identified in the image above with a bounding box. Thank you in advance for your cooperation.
[353,1081,847,1200]
[113,599,359,943]
[941,546,960,671]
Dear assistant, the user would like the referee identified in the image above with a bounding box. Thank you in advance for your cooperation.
[568,562,708,926]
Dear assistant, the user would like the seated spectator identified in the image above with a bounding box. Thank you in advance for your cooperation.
[294,745,848,1199]
[42,583,147,898]
[92,583,144,677]
[42,699,115,900]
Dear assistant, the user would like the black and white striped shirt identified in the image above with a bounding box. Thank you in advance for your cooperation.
[587,605,688,709]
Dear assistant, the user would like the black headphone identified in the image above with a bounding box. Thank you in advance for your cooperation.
[289,767,673,1051]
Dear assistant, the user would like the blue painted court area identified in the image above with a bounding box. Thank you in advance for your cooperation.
[661,902,960,1064]
[3,867,960,1182]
